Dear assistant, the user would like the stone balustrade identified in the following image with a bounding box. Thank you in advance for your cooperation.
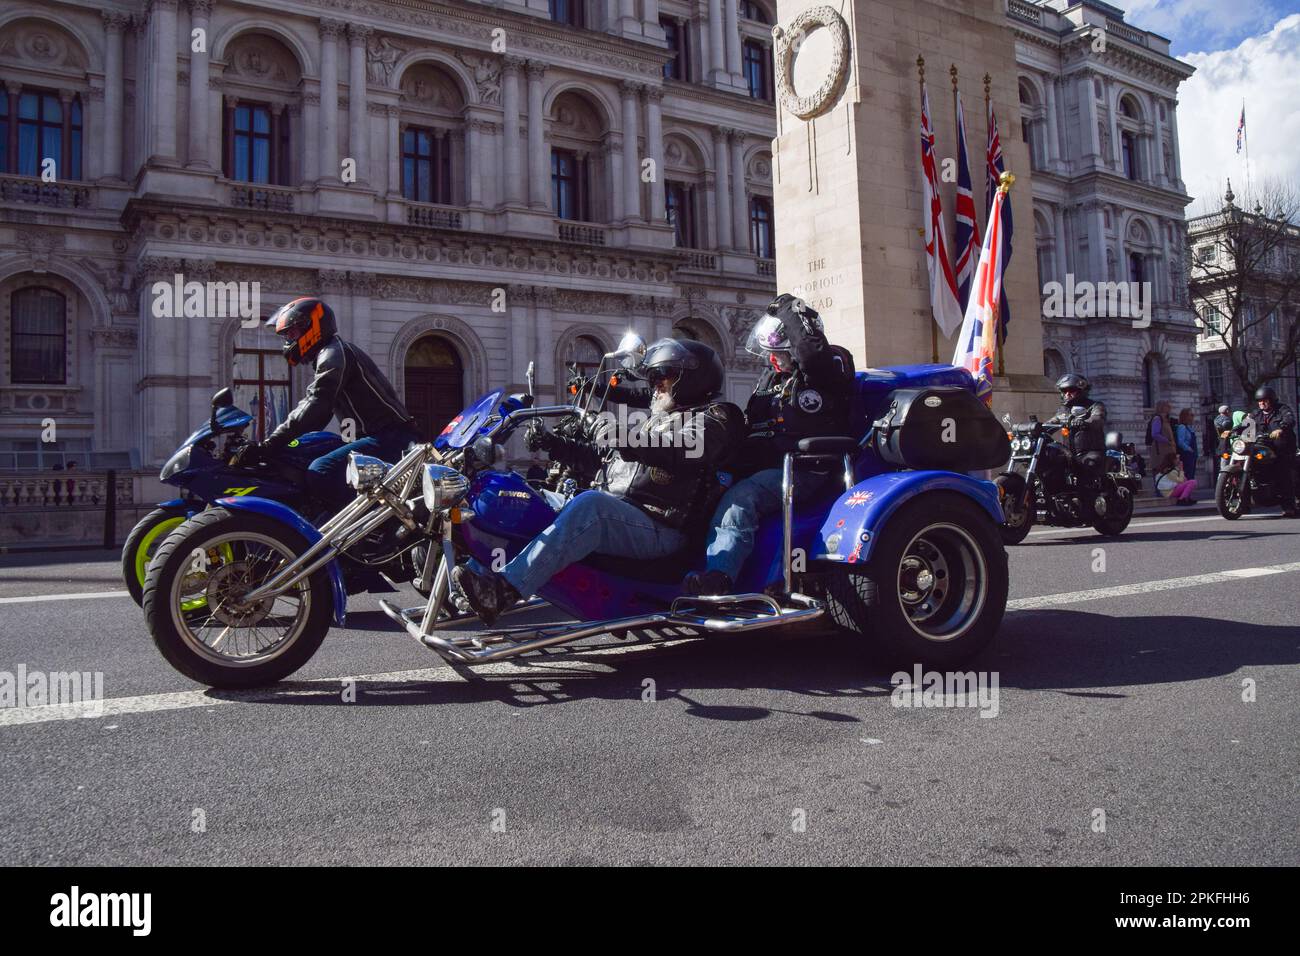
[556,221,607,246]
[0,472,136,510]
[405,203,465,229]
[229,184,296,212]
[0,174,93,209]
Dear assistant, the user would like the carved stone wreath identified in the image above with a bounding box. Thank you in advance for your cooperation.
[773,5,852,121]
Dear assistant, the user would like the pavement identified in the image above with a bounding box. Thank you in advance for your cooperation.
[0,508,1297,866]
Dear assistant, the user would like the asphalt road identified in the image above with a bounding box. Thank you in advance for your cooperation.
[1,510,1297,866]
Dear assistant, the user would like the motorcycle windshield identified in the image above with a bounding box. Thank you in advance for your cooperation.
[181,406,253,448]
[434,389,506,450]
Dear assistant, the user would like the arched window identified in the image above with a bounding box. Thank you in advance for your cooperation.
[549,91,609,222]
[739,1,771,23]
[405,335,464,441]
[673,318,724,362]
[399,63,467,206]
[1142,354,1160,409]
[750,196,774,258]
[742,40,773,100]
[10,286,66,384]
[548,0,584,27]
[664,134,707,248]
[221,33,304,187]
[11,89,82,180]
[232,324,293,440]
[564,334,605,380]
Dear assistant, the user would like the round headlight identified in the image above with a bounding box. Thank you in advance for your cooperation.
[160,445,192,481]
[1232,439,1247,455]
[346,453,391,490]
[423,464,469,511]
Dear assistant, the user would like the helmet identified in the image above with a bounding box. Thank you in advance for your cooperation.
[639,338,723,407]
[1056,373,1090,399]
[746,295,825,359]
[1255,385,1278,403]
[266,297,338,366]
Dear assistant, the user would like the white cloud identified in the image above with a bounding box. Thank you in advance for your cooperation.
[1176,14,1300,213]
[1122,0,1282,52]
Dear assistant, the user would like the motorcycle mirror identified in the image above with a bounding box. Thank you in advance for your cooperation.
[525,361,535,398]
[611,331,647,370]
[212,387,234,409]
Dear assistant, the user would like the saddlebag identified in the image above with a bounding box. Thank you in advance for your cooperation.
[869,387,1011,471]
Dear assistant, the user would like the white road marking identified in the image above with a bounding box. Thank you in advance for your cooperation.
[0,590,130,605]
[1027,514,1269,537]
[4,559,1300,730]
[1007,561,1300,610]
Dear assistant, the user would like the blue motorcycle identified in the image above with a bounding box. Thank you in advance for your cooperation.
[120,387,343,605]
[142,347,1012,689]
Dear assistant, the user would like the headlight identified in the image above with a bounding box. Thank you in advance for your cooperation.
[1232,439,1247,455]
[423,464,469,511]
[160,446,192,481]
[346,453,391,490]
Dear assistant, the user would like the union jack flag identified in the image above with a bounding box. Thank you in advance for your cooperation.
[846,490,873,507]
[954,95,981,313]
[985,98,1014,345]
[1236,103,1247,154]
[953,173,1012,407]
[920,83,964,338]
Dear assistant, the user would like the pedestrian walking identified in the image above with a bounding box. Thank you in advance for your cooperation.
[1176,408,1199,485]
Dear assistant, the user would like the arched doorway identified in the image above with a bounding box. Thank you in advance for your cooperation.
[404,334,463,440]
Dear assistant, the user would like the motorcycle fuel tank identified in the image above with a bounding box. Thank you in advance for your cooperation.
[466,471,558,541]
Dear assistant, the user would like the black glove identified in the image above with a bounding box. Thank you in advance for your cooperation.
[524,422,554,453]
[231,441,265,468]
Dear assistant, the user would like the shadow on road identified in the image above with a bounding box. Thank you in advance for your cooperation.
[1023,527,1300,546]
[199,606,1300,719]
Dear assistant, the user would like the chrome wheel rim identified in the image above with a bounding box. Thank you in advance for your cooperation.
[896,522,987,643]
[169,532,311,668]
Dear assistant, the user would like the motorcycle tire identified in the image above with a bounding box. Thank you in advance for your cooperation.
[819,493,1008,668]
[142,506,333,688]
[121,505,191,606]
[994,474,1034,545]
[1092,483,1134,537]
[1215,470,1248,520]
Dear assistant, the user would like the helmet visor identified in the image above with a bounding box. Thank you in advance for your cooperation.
[745,315,789,357]
[639,338,700,375]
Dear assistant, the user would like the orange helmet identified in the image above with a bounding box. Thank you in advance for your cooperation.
[266,298,337,366]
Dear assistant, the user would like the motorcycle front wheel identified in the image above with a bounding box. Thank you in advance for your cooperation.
[994,474,1034,545]
[142,506,333,688]
[1215,471,1248,520]
[1092,482,1134,536]
[121,505,190,605]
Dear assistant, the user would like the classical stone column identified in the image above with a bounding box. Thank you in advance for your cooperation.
[1043,77,1060,168]
[350,273,376,351]
[101,11,128,180]
[1107,80,1121,169]
[185,0,212,169]
[526,60,548,210]
[385,105,400,196]
[706,0,726,84]
[643,87,665,223]
[1079,72,1099,164]
[1167,101,1183,186]
[1150,97,1164,185]
[467,119,484,208]
[507,286,534,388]
[534,287,555,392]
[723,0,742,79]
[502,57,525,206]
[730,129,748,252]
[711,125,732,249]
[302,91,320,184]
[1052,204,1068,283]
[620,81,641,222]
[318,19,343,183]
[347,25,371,184]
[1089,203,1107,281]
[151,0,180,162]
[607,135,624,222]
[702,172,718,248]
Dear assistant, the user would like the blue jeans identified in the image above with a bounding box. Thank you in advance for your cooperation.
[306,422,420,511]
[705,467,784,582]
[501,489,686,597]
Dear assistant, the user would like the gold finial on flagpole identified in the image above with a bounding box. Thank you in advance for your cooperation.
[950,64,959,92]
[917,54,926,82]
[983,73,991,101]
[999,171,1016,192]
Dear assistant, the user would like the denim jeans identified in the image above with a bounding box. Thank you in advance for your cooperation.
[501,489,686,597]
[705,467,784,582]
[306,422,421,511]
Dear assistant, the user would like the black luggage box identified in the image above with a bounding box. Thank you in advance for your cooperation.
[869,387,1011,471]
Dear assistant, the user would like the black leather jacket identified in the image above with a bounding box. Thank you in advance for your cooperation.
[265,335,414,452]
[1247,402,1297,452]
[547,398,746,529]
[1049,398,1107,456]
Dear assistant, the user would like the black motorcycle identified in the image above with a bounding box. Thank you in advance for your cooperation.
[995,411,1140,544]
[1215,419,1299,519]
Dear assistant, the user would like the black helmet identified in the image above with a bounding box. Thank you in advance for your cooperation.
[266,297,338,366]
[1255,385,1278,403]
[639,338,723,407]
[746,294,825,359]
[1056,373,1090,398]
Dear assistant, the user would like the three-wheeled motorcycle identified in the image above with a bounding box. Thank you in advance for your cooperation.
[142,342,1012,689]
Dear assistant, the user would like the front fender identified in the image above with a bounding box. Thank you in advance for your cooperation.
[809,471,1004,566]
[215,495,348,626]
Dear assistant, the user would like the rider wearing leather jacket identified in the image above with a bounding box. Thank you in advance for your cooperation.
[686,293,856,595]
[1246,385,1297,517]
[1047,373,1107,484]
[238,297,420,510]
[454,339,746,623]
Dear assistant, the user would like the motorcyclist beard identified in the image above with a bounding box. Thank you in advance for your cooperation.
[651,390,677,415]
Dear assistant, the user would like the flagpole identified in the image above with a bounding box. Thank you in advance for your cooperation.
[919,55,939,363]
[984,73,1005,377]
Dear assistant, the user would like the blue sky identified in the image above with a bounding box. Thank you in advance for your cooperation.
[1113,0,1300,211]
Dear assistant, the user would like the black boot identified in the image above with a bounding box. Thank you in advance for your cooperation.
[683,569,735,596]
[451,566,520,625]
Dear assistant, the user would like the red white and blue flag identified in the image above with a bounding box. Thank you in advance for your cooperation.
[953,95,981,313]
[920,83,964,338]
[953,175,1011,407]
[1236,103,1247,154]
[985,97,1014,344]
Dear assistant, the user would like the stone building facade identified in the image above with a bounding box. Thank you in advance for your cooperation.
[0,0,782,475]
[1010,0,1199,437]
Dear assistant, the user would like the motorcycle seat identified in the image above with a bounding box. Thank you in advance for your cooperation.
[797,436,859,456]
